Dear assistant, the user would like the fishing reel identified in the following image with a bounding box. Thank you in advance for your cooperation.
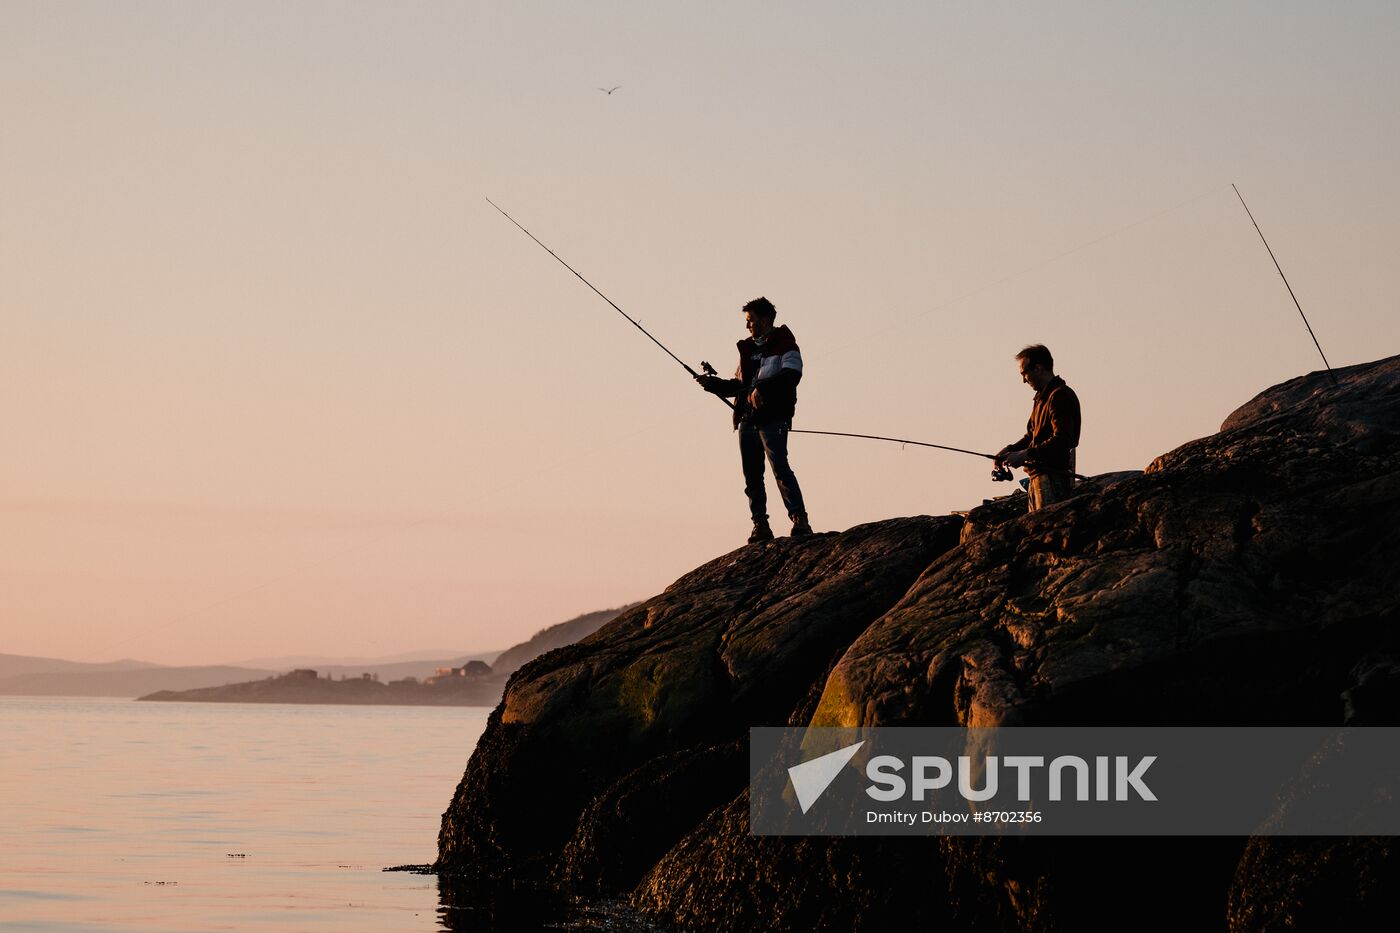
[991,465,1015,483]
[700,361,718,377]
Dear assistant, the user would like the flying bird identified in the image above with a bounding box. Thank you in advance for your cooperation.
[598,85,621,95]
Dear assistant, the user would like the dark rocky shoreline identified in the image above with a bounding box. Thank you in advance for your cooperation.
[434,355,1400,931]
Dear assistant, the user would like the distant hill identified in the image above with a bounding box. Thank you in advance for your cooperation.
[230,649,501,670]
[285,653,502,684]
[138,603,640,706]
[141,669,500,707]
[0,657,502,698]
[0,665,276,698]
[0,649,504,698]
[8,604,636,702]
[0,653,158,680]
[491,604,639,677]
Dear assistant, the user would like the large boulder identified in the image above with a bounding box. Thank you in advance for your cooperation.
[436,515,963,883]
[811,358,1400,732]
[439,355,1400,931]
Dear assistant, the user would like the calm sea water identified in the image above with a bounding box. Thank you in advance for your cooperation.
[0,696,489,932]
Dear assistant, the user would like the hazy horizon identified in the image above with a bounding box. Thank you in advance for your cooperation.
[5,2,1398,665]
[0,645,496,669]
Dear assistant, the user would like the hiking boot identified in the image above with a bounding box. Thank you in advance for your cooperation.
[748,519,775,544]
[790,514,813,537]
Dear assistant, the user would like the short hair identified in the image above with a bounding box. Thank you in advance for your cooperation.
[1015,344,1054,371]
[742,296,777,320]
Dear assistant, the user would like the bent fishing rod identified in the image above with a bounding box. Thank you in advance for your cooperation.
[790,429,990,460]
[791,430,1032,482]
[488,198,1026,476]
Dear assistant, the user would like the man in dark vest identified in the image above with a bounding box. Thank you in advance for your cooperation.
[696,297,812,543]
[994,344,1082,511]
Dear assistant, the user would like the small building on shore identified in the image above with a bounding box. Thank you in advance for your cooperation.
[426,661,491,685]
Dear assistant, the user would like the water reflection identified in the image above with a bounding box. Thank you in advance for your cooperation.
[2,697,492,932]
[433,873,666,932]
[435,873,567,930]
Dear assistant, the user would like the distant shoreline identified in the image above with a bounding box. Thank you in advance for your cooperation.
[139,669,505,707]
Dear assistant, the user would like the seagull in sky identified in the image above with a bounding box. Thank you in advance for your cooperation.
[598,85,621,95]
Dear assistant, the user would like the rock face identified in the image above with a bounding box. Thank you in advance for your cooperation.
[436,356,1400,931]
[437,516,963,880]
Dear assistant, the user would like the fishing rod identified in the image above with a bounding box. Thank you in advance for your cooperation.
[488,198,1051,481]
[699,359,1007,469]
[1232,184,1337,386]
[486,197,736,412]
[791,429,1020,482]
[789,429,1089,482]
[789,429,993,460]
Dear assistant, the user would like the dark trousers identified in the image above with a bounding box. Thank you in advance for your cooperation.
[740,421,806,522]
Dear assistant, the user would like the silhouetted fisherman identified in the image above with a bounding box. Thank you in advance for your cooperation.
[994,344,1082,511]
[696,297,813,543]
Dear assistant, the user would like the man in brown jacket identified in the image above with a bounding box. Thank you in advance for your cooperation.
[994,344,1081,511]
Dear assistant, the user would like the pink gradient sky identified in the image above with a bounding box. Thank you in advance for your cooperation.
[4,2,1398,665]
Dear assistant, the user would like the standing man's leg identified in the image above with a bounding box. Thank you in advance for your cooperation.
[1027,475,1043,512]
[758,422,810,535]
[1027,473,1075,511]
[740,425,774,541]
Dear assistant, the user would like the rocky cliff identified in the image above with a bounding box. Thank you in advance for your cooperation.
[436,355,1400,931]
